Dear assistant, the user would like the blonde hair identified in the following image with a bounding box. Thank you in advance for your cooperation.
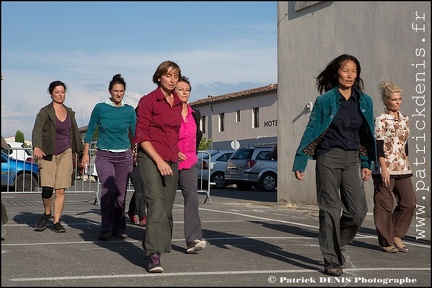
[379,81,402,105]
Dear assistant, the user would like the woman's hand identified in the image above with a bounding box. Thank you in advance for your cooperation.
[362,168,372,182]
[178,152,187,162]
[81,154,89,170]
[294,171,304,181]
[33,147,46,160]
[156,160,173,176]
[380,169,390,187]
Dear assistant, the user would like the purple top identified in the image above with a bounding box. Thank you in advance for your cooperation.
[55,113,72,155]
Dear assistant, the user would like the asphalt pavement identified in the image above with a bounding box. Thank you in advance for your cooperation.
[1,187,430,287]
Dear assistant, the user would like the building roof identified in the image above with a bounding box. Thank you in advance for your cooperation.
[1,136,8,150]
[190,83,278,107]
[78,83,278,131]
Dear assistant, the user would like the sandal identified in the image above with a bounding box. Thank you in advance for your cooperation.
[380,245,398,253]
[394,237,408,253]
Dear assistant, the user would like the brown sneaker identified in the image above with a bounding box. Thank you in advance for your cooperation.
[394,237,408,253]
[324,263,343,276]
[380,245,399,253]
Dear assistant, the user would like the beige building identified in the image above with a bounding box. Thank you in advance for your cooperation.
[77,2,431,217]
[190,84,278,150]
[277,1,430,213]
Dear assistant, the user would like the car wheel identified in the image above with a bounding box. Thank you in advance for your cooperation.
[211,172,226,189]
[236,183,253,191]
[16,174,37,191]
[259,172,277,192]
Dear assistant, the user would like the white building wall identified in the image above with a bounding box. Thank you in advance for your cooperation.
[277,1,431,213]
[192,90,278,150]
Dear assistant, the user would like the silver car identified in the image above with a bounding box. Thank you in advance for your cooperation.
[225,146,277,192]
[197,150,234,189]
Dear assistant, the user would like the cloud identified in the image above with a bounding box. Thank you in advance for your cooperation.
[1,47,276,141]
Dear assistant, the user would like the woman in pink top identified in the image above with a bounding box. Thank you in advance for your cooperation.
[176,76,206,254]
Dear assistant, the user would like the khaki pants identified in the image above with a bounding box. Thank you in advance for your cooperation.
[139,151,178,255]
[373,176,416,246]
[38,148,73,189]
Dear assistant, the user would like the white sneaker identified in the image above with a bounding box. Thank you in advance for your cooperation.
[187,239,206,253]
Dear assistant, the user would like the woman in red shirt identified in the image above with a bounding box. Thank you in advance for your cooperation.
[134,60,182,273]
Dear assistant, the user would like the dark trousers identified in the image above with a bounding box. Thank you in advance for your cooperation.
[178,165,203,246]
[373,176,416,246]
[128,165,146,220]
[316,148,368,266]
[139,152,178,255]
[95,149,132,234]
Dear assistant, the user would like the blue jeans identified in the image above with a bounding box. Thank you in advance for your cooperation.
[95,149,133,234]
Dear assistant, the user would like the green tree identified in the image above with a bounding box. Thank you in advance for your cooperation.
[198,137,213,151]
[15,131,24,143]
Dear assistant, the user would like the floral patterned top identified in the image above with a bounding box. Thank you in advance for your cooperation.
[373,110,412,176]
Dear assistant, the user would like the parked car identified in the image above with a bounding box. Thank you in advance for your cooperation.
[1,151,39,191]
[197,150,234,189]
[225,146,277,192]
[5,141,34,162]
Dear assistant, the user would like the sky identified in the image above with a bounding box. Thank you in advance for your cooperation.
[1,1,277,141]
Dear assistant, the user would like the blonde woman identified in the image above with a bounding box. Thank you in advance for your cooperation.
[372,81,416,253]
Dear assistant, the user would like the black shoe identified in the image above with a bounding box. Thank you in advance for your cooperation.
[52,222,66,233]
[340,250,346,268]
[113,232,128,239]
[35,213,51,231]
[98,231,112,241]
[148,252,163,273]
[324,263,343,276]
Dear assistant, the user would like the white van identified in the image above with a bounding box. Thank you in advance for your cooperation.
[5,141,34,162]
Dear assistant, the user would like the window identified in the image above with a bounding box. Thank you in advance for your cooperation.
[200,116,206,133]
[295,1,322,11]
[219,113,225,132]
[253,108,259,128]
[236,110,240,122]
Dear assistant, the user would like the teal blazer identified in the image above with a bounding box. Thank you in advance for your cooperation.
[292,87,375,172]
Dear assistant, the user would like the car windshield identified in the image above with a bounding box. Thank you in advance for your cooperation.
[230,149,253,160]
[198,150,220,160]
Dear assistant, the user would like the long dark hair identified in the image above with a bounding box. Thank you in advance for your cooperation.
[109,74,126,91]
[48,81,66,94]
[315,54,364,94]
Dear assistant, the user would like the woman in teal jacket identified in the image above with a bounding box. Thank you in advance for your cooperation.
[293,54,375,277]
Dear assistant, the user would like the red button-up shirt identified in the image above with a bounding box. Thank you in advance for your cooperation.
[134,87,182,162]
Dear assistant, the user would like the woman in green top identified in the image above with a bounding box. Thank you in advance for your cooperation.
[81,74,136,241]
[293,54,375,277]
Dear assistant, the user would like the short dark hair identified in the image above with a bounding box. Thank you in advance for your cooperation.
[152,61,181,86]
